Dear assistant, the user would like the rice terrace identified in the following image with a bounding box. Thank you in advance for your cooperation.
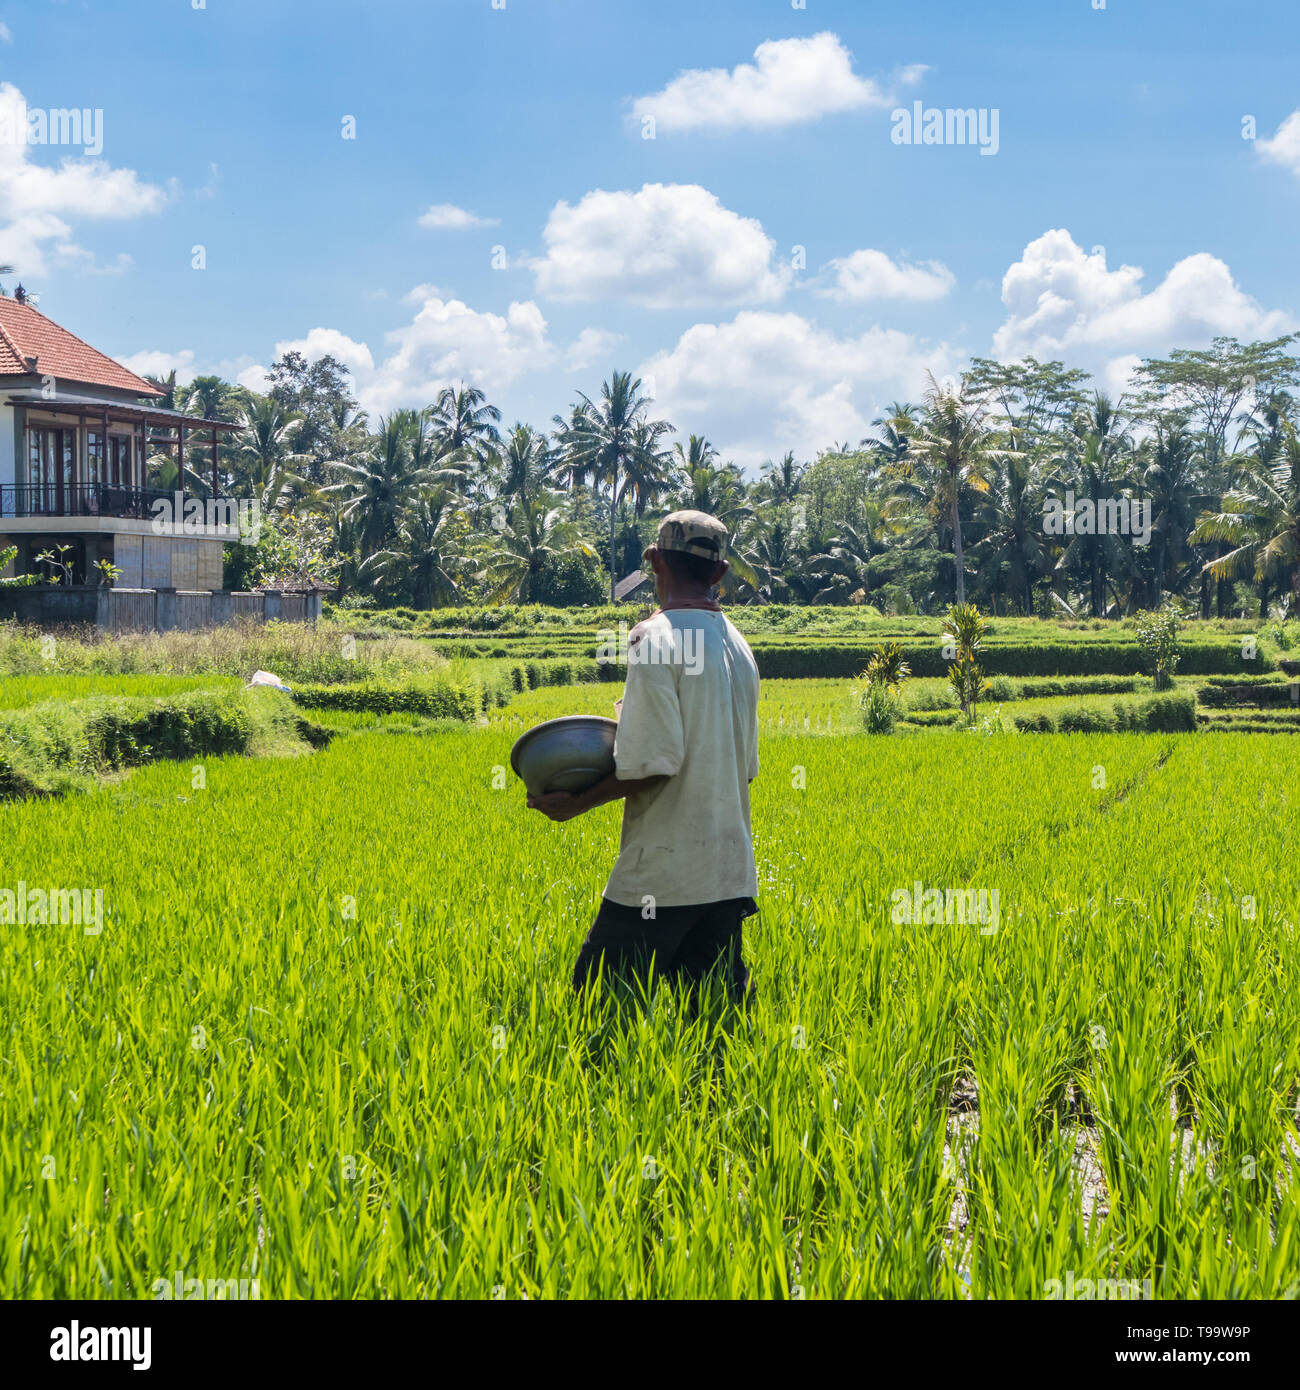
[2,0,1300,1362]
[2,607,1298,1308]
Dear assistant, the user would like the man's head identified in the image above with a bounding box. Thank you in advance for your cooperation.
[644,510,729,599]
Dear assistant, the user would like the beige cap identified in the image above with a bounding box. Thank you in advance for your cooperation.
[648,509,728,563]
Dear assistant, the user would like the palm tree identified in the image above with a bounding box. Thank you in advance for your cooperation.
[146,370,179,411]
[429,384,501,478]
[325,409,430,559]
[862,402,918,470]
[479,491,599,603]
[1193,422,1300,613]
[673,434,719,480]
[678,460,752,528]
[1140,419,1206,605]
[562,371,671,601]
[1045,393,1136,616]
[895,374,1011,604]
[757,450,805,505]
[181,375,238,422]
[621,419,676,516]
[971,451,1048,614]
[496,422,556,506]
[233,396,307,515]
[360,484,464,608]
[806,523,875,604]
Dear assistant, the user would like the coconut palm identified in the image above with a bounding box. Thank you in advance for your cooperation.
[672,434,719,481]
[806,522,875,604]
[757,450,805,506]
[561,372,672,601]
[970,451,1048,615]
[325,409,431,558]
[360,484,465,608]
[1044,394,1137,616]
[495,422,556,506]
[1193,422,1300,612]
[146,370,179,411]
[862,402,918,470]
[621,419,677,516]
[1140,419,1207,604]
[233,396,307,515]
[891,374,1013,604]
[429,384,502,478]
[478,491,599,603]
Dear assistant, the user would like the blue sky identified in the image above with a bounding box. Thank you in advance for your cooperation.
[3,0,1300,465]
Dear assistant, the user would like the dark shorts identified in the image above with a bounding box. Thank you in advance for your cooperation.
[572,895,757,1004]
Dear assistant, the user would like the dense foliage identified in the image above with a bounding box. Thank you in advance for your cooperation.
[140,336,1300,621]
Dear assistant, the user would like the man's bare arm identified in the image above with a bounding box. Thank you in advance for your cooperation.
[526,771,666,822]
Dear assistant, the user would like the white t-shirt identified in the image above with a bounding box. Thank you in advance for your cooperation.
[603,609,760,908]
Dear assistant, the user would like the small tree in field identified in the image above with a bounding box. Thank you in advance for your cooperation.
[857,641,911,733]
[944,602,992,725]
[1135,605,1183,690]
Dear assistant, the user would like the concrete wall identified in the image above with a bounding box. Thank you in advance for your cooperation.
[0,401,15,490]
[0,586,324,632]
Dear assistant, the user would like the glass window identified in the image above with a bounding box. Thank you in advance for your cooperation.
[87,431,103,487]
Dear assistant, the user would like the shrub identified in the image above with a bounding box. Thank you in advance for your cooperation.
[0,688,322,798]
[1135,605,1183,689]
[291,677,483,721]
[859,682,901,734]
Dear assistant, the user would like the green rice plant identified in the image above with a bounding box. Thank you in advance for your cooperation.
[0,708,1297,1298]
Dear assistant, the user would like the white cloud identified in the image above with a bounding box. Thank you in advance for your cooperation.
[531,182,791,307]
[123,294,623,424]
[1257,109,1300,177]
[821,248,954,302]
[992,230,1295,379]
[53,244,132,275]
[114,347,266,392]
[418,202,498,229]
[0,22,12,44]
[630,32,923,133]
[356,292,557,417]
[639,310,958,467]
[272,327,376,380]
[0,82,166,276]
[116,348,197,383]
[564,326,623,372]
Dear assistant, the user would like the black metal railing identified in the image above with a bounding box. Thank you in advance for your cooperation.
[0,483,177,520]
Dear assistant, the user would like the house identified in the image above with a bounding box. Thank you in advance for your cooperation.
[614,568,653,602]
[0,292,239,590]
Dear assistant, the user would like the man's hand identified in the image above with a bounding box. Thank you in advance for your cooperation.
[526,790,586,822]
[526,770,668,823]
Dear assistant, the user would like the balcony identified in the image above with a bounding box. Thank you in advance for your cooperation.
[0,483,182,522]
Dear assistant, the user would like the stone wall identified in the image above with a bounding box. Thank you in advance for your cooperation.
[0,586,324,631]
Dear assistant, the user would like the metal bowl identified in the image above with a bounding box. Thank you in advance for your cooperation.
[510,715,618,797]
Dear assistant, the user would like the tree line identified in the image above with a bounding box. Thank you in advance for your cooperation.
[152,332,1300,619]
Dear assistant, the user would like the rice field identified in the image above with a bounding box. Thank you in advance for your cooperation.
[2,711,1297,1298]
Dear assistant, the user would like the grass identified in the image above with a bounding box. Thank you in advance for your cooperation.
[0,673,241,710]
[1,723,1297,1298]
[0,687,326,797]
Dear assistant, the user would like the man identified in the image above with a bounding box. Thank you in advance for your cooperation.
[527,510,760,1008]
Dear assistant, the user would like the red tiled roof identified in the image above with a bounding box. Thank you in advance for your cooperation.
[0,297,162,397]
